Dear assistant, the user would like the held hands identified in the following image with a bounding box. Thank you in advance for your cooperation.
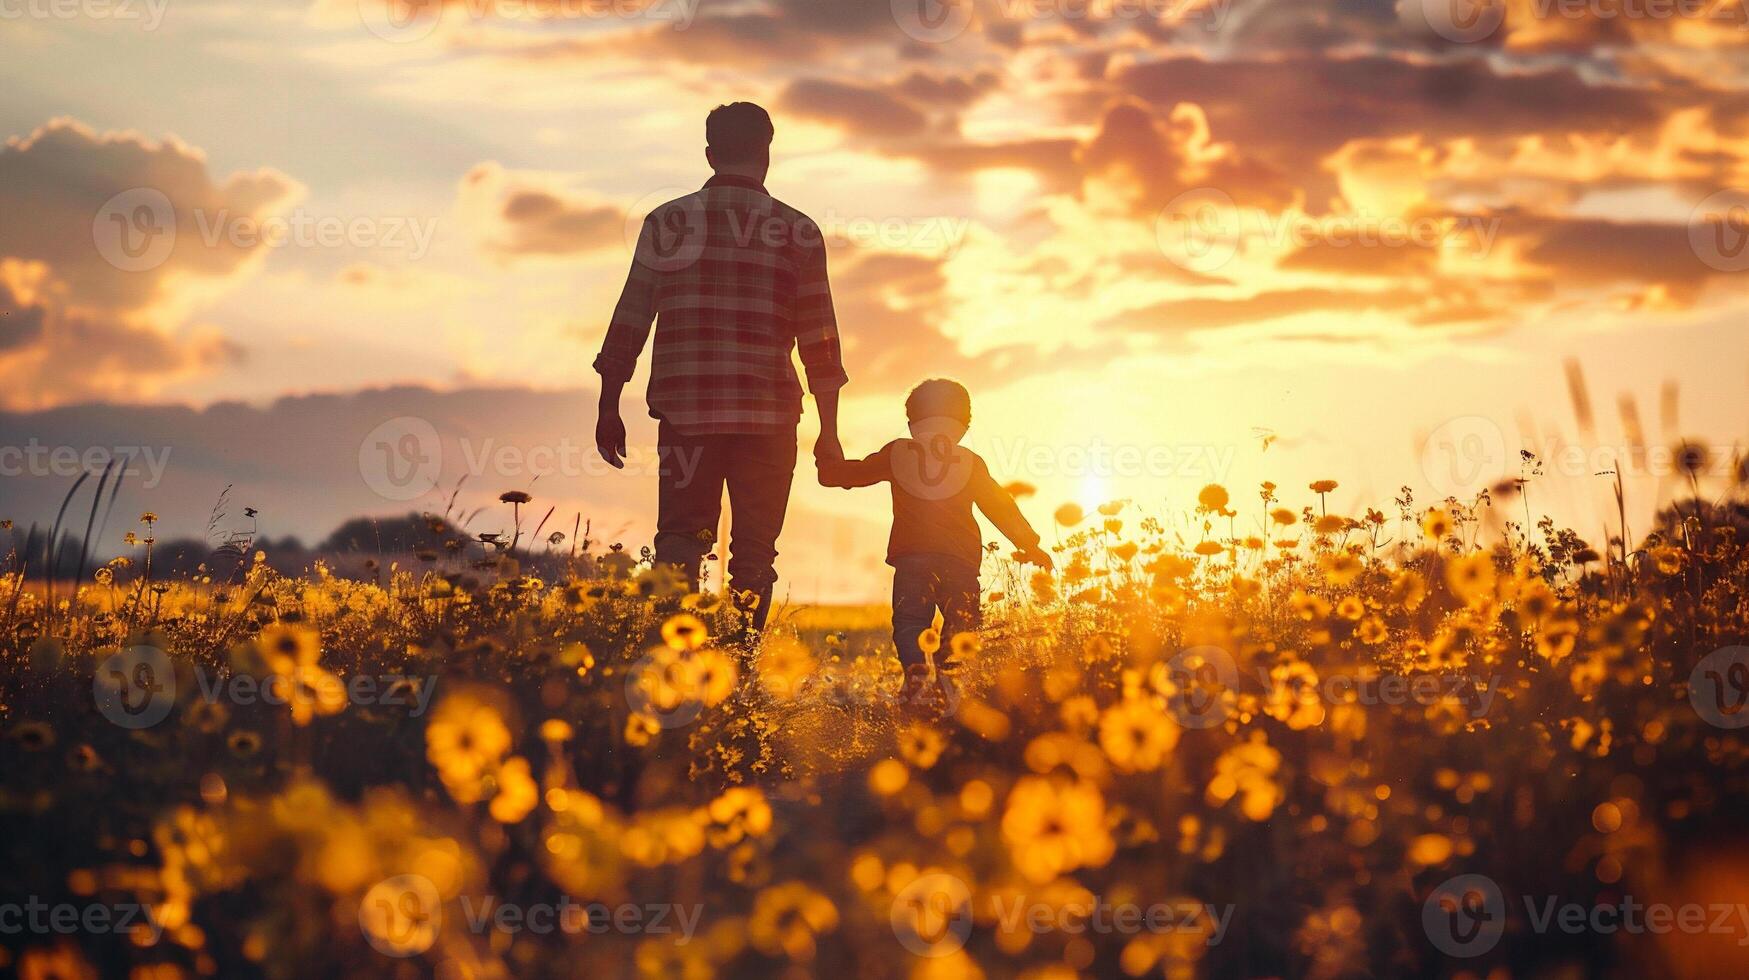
[595,407,627,469]
[1016,545,1054,571]
[813,429,844,463]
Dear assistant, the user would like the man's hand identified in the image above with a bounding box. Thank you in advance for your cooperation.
[813,387,843,462]
[813,430,844,462]
[595,407,627,469]
[1017,545,1054,571]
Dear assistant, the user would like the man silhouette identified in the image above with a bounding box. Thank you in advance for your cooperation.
[594,102,846,636]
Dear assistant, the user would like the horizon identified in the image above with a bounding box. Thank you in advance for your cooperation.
[4,0,1749,599]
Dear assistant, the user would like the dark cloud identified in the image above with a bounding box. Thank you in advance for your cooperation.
[0,284,47,352]
[893,69,1001,109]
[1279,238,1442,277]
[780,79,931,138]
[1112,55,1678,182]
[462,163,626,259]
[1501,211,1719,300]
[776,70,1003,142]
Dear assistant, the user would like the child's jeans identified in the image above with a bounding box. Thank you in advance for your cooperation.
[892,554,981,669]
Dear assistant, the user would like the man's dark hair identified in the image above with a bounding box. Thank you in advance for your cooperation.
[706,102,774,165]
[906,378,972,425]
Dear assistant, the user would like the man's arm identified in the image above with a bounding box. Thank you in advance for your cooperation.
[971,461,1053,568]
[594,217,660,468]
[794,222,847,459]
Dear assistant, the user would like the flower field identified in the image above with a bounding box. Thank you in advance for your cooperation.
[3,477,1749,979]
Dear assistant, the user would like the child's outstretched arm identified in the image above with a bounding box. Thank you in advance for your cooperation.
[817,443,891,489]
[970,461,1053,569]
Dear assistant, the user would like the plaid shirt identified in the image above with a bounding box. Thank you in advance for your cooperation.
[594,174,848,435]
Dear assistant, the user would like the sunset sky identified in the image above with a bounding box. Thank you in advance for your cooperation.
[3,0,1748,602]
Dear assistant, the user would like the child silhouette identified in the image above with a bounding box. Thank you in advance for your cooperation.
[818,379,1052,711]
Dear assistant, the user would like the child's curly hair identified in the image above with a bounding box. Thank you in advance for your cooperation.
[905,378,972,425]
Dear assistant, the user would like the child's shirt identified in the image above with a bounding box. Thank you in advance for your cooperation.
[819,438,1041,572]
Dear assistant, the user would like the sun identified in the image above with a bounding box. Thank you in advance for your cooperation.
[1077,474,1111,512]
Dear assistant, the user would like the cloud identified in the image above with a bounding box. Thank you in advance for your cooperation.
[780,78,932,138]
[1280,238,1442,277]
[0,281,47,352]
[0,118,299,312]
[1500,210,1720,300]
[450,0,912,69]
[1111,55,1682,186]
[905,137,1083,192]
[1098,279,1506,336]
[0,119,297,408]
[833,249,1096,393]
[777,70,1004,142]
[0,260,243,410]
[459,162,627,259]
